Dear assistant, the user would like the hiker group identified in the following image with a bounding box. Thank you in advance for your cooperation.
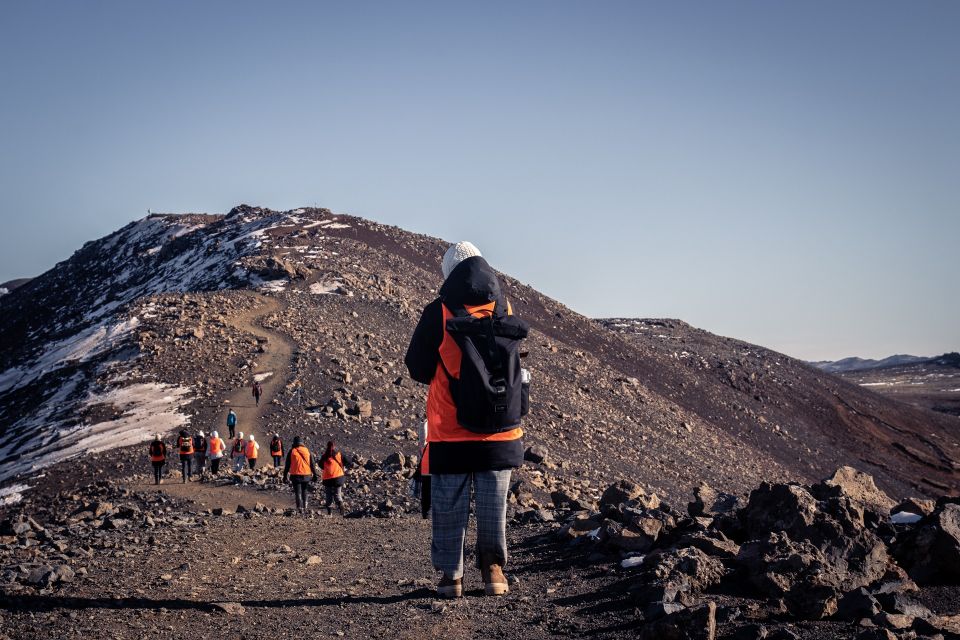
[147,408,348,516]
[146,241,531,599]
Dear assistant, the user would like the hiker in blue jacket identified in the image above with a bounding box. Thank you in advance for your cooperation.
[226,409,237,439]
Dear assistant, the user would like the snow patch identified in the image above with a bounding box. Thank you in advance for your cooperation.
[0,483,29,506]
[253,371,273,382]
[309,281,344,295]
[0,317,140,394]
[890,512,923,525]
[0,377,192,484]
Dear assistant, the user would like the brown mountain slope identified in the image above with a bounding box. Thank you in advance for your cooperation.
[1,205,957,506]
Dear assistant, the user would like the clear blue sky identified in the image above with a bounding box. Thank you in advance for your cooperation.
[1,1,957,361]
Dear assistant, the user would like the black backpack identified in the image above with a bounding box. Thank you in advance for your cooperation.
[443,302,530,434]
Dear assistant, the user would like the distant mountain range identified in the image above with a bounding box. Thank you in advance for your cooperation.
[812,353,960,373]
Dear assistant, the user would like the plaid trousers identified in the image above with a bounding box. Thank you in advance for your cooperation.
[431,470,511,579]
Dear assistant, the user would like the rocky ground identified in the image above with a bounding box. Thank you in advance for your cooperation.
[3,466,960,639]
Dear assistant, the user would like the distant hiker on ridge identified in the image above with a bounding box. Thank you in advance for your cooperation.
[226,409,237,439]
[177,429,194,483]
[319,440,347,516]
[194,430,207,476]
[270,433,283,468]
[245,434,260,470]
[148,434,167,485]
[252,381,263,407]
[232,432,247,472]
[284,436,318,515]
[207,430,226,475]
[404,241,530,599]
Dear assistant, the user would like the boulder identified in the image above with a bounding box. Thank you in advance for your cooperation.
[651,547,727,593]
[601,480,647,509]
[523,445,548,464]
[893,503,960,584]
[892,497,936,517]
[351,399,373,418]
[382,452,405,470]
[688,483,739,518]
[836,587,881,621]
[740,483,820,542]
[638,602,716,640]
[812,467,895,521]
[737,530,887,619]
[874,591,931,619]
[681,532,741,561]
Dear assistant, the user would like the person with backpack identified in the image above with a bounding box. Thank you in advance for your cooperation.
[319,440,347,516]
[252,381,263,407]
[207,431,226,475]
[245,434,260,470]
[194,431,207,476]
[283,436,318,515]
[232,432,247,472]
[269,433,283,468]
[148,434,167,485]
[404,241,530,599]
[177,429,194,483]
[226,409,237,439]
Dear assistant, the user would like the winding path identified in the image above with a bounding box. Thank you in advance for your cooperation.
[155,292,296,507]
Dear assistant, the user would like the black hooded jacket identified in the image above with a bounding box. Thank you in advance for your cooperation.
[404,256,524,473]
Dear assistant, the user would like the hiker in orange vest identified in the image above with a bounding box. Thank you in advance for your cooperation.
[283,436,318,514]
[148,434,167,485]
[319,440,347,516]
[245,434,260,470]
[177,429,195,483]
[404,241,529,599]
[269,433,283,468]
[207,431,226,475]
[231,432,247,472]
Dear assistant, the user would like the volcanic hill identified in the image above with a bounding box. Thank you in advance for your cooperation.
[1,205,959,640]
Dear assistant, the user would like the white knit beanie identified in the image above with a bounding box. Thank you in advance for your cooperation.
[441,241,482,279]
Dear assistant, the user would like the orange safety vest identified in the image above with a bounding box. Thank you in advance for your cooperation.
[426,301,523,454]
[233,439,245,455]
[245,440,258,459]
[149,442,165,463]
[270,438,283,457]
[322,451,344,481]
[178,436,194,456]
[289,446,311,476]
[209,437,223,456]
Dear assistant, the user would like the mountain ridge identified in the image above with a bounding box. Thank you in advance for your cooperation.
[1,205,958,505]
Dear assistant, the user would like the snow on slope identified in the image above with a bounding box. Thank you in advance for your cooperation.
[0,206,346,496]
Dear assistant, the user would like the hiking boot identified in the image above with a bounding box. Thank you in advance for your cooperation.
[481,563,509,596]
[437,575,462,599]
